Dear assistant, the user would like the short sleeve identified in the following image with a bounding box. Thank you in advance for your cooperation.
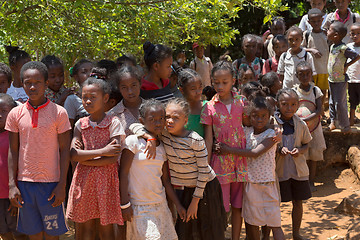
[189,60,195,70]
[264,128,276,139]
[344,47,359,60]
[277,53,285,75]
[262,59,270,74]
[74,119,81,133]
[109,117,125,138]
[306,53,317,75]
[124,135,140,154]
[299,15,308,32]
[56,107,72,134]
[5,107,19,133]
[314,86,323,99]
[301,121,313,145]
[200,102,213,125]
[64,95,77,119]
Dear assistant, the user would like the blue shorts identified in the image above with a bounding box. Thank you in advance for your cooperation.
[17,181,68,236]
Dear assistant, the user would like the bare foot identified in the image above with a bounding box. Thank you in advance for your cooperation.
[329,122,336,130]
[293,234,308,240]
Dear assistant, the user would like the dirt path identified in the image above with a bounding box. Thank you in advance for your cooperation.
[58,165,360,240]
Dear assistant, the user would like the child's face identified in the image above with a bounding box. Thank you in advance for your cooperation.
[241,69,256,85]
[82,84,109,115]
[327,25,338,42]
[22,69,48,103]
[47,65,65,92]
[296,66,313,86]
[250,107,270,131]
[0,73,10,94]
[141,107,165,136]
[74,62,93,86]
[194,46,205,59]
[270,21,286,36]
[0,100,12,131]
[308,14,323,32]
[118,74,141,104]
[180,77,202,103]
[273,40,288,58]
[311,0,326,11]
[155,57,173,80]
[350,25,360,45]
[278,93,299,120]
[165,103,188,136]
[270,78,282,96]
[335,0,350,12]
[242,39,257,59]
[212,70,235,99]
[287,31,303,51]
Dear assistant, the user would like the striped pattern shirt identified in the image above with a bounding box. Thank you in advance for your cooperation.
[130,123,216,199]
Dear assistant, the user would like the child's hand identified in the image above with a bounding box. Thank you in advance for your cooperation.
[290,148,300,157]
[280,147,290,155]
[144,139,157,159]
[7,204,18,217]
[213,141,220,154]
[74,139,84,150]
[217,143,232,155]
[311,49,322,58]
[121,206,133,222]
[102,139,121,157]
[186,198,199,222]
[9,186,23,208]
[48,183,66,207]
[273,126,283,143]
[176,204,186,222]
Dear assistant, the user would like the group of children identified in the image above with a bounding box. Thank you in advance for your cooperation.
[0,0,360,240]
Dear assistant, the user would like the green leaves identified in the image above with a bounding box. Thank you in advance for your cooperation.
[0,0,285,69]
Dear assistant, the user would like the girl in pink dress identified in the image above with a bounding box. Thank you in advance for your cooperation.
[67,77,125,240]
[200,60,248,240]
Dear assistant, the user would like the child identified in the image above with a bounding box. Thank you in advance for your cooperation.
[293,61,326,191]
[169,62,183,98]
[323,0,360,44]
[275,88,312,240]
[0,63,12,94]
[4,46,31,103]
[277,26,316,89]
[66,77,124,239]
[0,94,27,240]
[41,55,72,106]
[201,60,247,240]
[120,99,183,240]
[237,65,256,88]
[233,34,263,80]
[348,23,360,126]
[104,83,122,113]
[299,0,327,32]
[217,94,285,240]
[141,41,175,102]
[130,98,227,240]
[178,69,205,136]
[302,8,330,114]
[190,42,213,87]
[108,65,143,136]
[262,34,288,74]
[6,61,71,239]
[327,21,360,131]
[264,17,286,59]
[260,72,282,98]
[64,59,93,127]
[175,50,188,68]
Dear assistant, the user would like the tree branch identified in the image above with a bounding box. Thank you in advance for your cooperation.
[6,4,42,16]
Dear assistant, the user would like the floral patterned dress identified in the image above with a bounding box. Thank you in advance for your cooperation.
[200,92,248,184]
[66,115,123,226]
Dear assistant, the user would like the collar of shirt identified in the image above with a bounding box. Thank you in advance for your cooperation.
[25,98,50,128]
[285,48,307,60]
[80,114,112,130]
[212,91,239,103]
[141,77,169,90]
[109,98,143,115]
[274,111,294,126]
[335,8,351,23]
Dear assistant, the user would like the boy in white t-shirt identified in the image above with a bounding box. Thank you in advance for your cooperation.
[347,23,360,125]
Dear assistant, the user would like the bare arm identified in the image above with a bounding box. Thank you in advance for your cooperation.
[119,148,134,221]
[345,55,360,73]
[218,137,277,158]
[203,125,213,164]
[48,130,71,207]
[8,132,22,208]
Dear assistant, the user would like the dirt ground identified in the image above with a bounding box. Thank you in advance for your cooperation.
[56,164,360,240]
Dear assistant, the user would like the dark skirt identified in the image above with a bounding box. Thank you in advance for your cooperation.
[175,177,227,240]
